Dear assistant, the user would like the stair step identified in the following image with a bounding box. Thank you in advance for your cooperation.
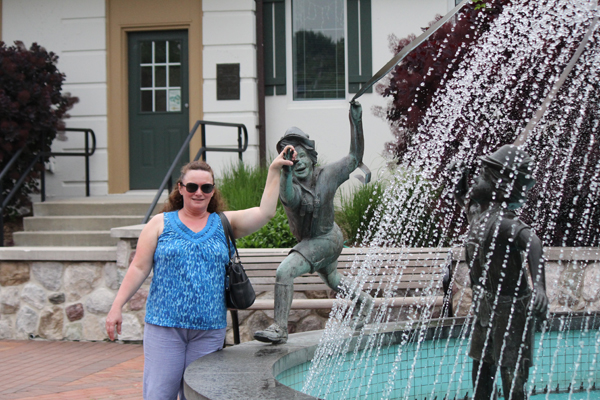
[33,201,162,217]
[13,231,118,247]
[23,216,144,232]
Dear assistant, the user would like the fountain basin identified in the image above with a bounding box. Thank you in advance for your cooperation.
[185,313,600,399]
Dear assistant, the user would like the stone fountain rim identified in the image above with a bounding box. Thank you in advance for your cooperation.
[183,312,598,400]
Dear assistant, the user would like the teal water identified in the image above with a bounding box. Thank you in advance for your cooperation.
[277,328,600,399]
[531,394,599,400]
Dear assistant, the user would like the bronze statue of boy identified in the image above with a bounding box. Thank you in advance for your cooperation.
[454,145,548,400]
[254,101,373,344]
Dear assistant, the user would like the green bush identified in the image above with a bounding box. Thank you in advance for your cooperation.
[335,173,450,248]
[335,182,386,246]
[237,207,296,248]
[217,162,297,249]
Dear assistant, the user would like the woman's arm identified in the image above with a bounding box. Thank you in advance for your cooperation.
[105,214,163,340]
[224,146,295,238]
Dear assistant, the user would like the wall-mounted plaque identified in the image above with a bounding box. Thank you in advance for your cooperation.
[217,63,240,100]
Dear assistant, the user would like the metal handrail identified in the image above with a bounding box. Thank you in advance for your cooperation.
[142,120,248,223]
[41,128,97,200]
[0,128,97,246]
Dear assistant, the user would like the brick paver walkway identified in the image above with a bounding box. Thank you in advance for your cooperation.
[0,340,144,399]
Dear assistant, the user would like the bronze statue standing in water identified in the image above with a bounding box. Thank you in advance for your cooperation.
[455,145,548,400]
[254,101,373,344]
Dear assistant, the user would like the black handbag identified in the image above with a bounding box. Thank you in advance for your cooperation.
[217,212,256,309]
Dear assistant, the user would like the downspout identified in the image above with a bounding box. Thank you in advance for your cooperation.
[256,0,267,167]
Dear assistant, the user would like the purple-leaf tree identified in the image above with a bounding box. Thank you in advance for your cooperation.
[0,41,78,218]
[377,0,600,247]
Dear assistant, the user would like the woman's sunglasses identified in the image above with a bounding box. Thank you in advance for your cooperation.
[180,182,215,194]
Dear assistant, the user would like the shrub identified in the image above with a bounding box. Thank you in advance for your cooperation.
[237,207,296,248]
[336,174,448,248]
[0,41,77,218]
[217,161,297,249]
[336,182,386,247]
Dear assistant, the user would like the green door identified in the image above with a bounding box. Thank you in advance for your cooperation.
[128,30,189,189]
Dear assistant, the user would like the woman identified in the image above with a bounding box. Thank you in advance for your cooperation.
[105,147,295,400]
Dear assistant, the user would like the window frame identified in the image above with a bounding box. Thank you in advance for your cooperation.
[263,0,372,100]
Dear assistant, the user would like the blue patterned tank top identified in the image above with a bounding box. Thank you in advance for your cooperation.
[145,211,230,330]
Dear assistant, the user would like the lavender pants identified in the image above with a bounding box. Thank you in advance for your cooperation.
[143,323,226,400]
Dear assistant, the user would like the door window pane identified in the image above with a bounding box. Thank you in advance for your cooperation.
[169,41,181,63]
[141,42,152,64]
[155,66,166,87]
[141,91,153,112]
[155,90,167,112]
[138,39,182,112]
[155,41,166,63]
[293,0,345,100]
[141,67,152,88]
[169,66,181,87]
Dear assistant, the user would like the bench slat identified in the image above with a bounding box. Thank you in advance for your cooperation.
[247,296,445,310]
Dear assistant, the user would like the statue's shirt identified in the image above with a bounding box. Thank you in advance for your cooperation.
[282,156,354,241]
[466,207,532,297]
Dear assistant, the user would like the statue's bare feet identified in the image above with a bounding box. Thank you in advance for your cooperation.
[254,323,288,344]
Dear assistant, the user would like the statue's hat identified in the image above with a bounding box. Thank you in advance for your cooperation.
[276,127,317,157]
[480,145,536,190]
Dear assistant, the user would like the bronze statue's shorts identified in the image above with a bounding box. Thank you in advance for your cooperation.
[290,224,344,274]
[469,291,534,369]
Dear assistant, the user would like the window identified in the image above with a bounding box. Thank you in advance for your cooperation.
[264,0,287,95]
[139,40,182,112]
[293,0,345,100]
[263,0,372,99]
[347,0,372,94]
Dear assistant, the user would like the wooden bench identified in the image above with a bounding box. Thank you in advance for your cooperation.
[230,247,457,343]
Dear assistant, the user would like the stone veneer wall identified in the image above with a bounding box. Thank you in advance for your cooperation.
[451,247,600,317]
[0,246,147,341]
[1,241,598,342]
[0,238,330,343]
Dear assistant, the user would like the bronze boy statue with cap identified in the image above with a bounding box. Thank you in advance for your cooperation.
[254,101,373,345]
[454,145,548,400]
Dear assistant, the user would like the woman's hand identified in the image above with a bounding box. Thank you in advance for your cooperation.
[106,306,123,341]
[271,145,296,172]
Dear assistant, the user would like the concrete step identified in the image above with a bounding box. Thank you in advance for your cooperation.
[33,201,161,217]
[13,231,117,247]
[23,216,145,231]
[14,193,168,247]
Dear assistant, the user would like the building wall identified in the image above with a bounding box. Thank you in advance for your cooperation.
[264,0,452,191]
[2,0,109,199]
[201,0,261,177]
[1,0,456,198]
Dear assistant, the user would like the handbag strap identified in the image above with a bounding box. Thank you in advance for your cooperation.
[217,212,240,260]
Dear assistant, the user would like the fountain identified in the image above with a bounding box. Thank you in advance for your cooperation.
[185,0,600,398]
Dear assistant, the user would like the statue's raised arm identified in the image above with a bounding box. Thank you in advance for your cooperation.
[348,101,365,172]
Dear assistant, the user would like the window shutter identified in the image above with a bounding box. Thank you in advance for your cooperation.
[264,0,286,95]
[347,0,372,94]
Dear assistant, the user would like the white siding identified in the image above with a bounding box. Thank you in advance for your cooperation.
[202,0,260,177]
[2,0,108,199]
[265,0,450,192]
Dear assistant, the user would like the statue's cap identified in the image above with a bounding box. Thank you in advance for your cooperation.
[480,144,536,189]
[276,127,317,155]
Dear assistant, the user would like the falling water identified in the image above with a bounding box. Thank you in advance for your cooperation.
[302,0,600,399]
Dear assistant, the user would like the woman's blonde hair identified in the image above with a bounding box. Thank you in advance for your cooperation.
[161,160,226,213]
